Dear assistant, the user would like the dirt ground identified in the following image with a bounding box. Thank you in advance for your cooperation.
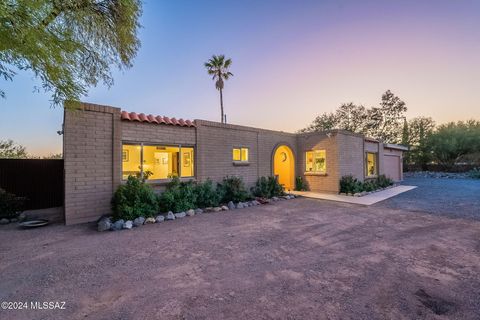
[1,198,480,320]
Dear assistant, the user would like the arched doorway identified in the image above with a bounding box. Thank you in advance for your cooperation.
[273,145,295,191]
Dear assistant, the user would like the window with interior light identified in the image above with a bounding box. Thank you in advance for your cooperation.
[305,150,326,173]
[122,144,194,180]
[365,152,377,177]
[233,147,249,162]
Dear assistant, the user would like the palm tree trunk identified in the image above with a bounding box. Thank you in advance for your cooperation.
[220,88,224,123]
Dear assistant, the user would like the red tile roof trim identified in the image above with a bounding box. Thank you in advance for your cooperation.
[121,111,196,127]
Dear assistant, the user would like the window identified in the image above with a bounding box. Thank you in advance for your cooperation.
[233,147,249,162]
[365,152,377,177]
[305,150,326,173]
[122,144,194,180]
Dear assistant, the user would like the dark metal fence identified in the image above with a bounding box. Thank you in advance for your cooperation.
[0,159,64,210]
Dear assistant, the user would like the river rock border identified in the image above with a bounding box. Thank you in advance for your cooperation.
[98,194,297,232]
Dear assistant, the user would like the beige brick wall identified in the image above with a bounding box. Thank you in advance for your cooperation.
[122,121,196,145]
[195,120,297,188]
[64,103,121,225]
[296,132,340,193]
[337,132,365,182]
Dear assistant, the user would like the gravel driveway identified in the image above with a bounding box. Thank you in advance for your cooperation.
[1,198,480,319]
[375,177,480,220]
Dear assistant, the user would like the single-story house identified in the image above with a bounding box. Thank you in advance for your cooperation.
[63,103,407,225]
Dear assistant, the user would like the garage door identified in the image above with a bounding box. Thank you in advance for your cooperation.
[384,155,401,181]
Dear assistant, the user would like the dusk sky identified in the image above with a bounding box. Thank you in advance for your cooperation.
[1,0,480,156]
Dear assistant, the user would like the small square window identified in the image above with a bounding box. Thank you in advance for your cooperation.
[233,147,249,162]
[305,150,326,173]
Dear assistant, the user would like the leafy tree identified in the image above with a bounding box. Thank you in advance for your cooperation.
[204,54,233,123]
[0,139,28,158]
[0,0,142,106]
[428,120,480,167]
[365,90,407,143]
[299,112,338,133]
[407,117,435,168]
[43,153,62,159]
[299,90,407,144]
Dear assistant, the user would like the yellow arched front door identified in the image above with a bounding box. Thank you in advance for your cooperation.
[273,145,295,191]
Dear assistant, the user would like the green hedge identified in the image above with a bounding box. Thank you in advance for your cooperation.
[339,174,394,194]
[0,188,25,220]
[251,176,284,198]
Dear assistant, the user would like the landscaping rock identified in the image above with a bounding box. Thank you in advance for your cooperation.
[175,212,186,218]
[213,207,222,212]
[155,215,165,223]
[0,218,9,225]
[166,211,175,220]
[252,200,260,206]
[10,218,18,223]
[145,217,156,224]
[186,209,195,216]
[133,217,145,227]
[272,196,279,201]
[221,205,229,211]
[227,201,235,210]
[205,207,213,212]
[195,208,203,214]
[97,218,111,232]
[353,193,361,197]
[339,193,347,196]
[18,212,27,221]
[112,219,124,231]
[123,220,133,229]
[236,202,244,209]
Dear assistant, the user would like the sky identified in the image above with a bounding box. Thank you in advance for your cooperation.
[1,0,480,156]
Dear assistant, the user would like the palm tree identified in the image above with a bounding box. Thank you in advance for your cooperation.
[204,55,233,123]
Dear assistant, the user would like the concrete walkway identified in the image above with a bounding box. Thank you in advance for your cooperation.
[291,185,417,205]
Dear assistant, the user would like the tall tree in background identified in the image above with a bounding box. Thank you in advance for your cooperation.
[0,139,28,158]
[299,90,407,144]
[407,117,436,169]
[204,55,233,123]
[365,90,407,143]
[0,0,142,106]
[428,120,480,167]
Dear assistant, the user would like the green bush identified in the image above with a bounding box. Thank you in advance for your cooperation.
[251,176,284,198]
[375,174,394,188]
[295,176,308,191]
[340,174,393,194]
[158,177,197,213]
[112,176,159,221]
[217,176,250,203]
[339,175,362,194]
[0,188,25,219]
[195,179,221,208]
[468,168,480,179]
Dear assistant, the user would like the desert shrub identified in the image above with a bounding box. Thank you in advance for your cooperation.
[363,180,377,192]
[112,176,159,221]
[251,176,284,198]
[158,177,197,213]
[375,174,394,188]
[468,168,480,179]
[195,179,220,208]
[0,188,25,219]
[295,176,308,191]
[339,175,363,194]
[217,176,250,203]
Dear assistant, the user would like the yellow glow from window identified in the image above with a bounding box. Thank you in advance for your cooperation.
[366,152,377,176]
[305,150,326,173]
[233,148,241,161]
[180,147,194,177]
[233,147,248,162]
[122,144,141,179]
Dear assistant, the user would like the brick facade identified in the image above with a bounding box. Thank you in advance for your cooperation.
[63,103,405,225]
